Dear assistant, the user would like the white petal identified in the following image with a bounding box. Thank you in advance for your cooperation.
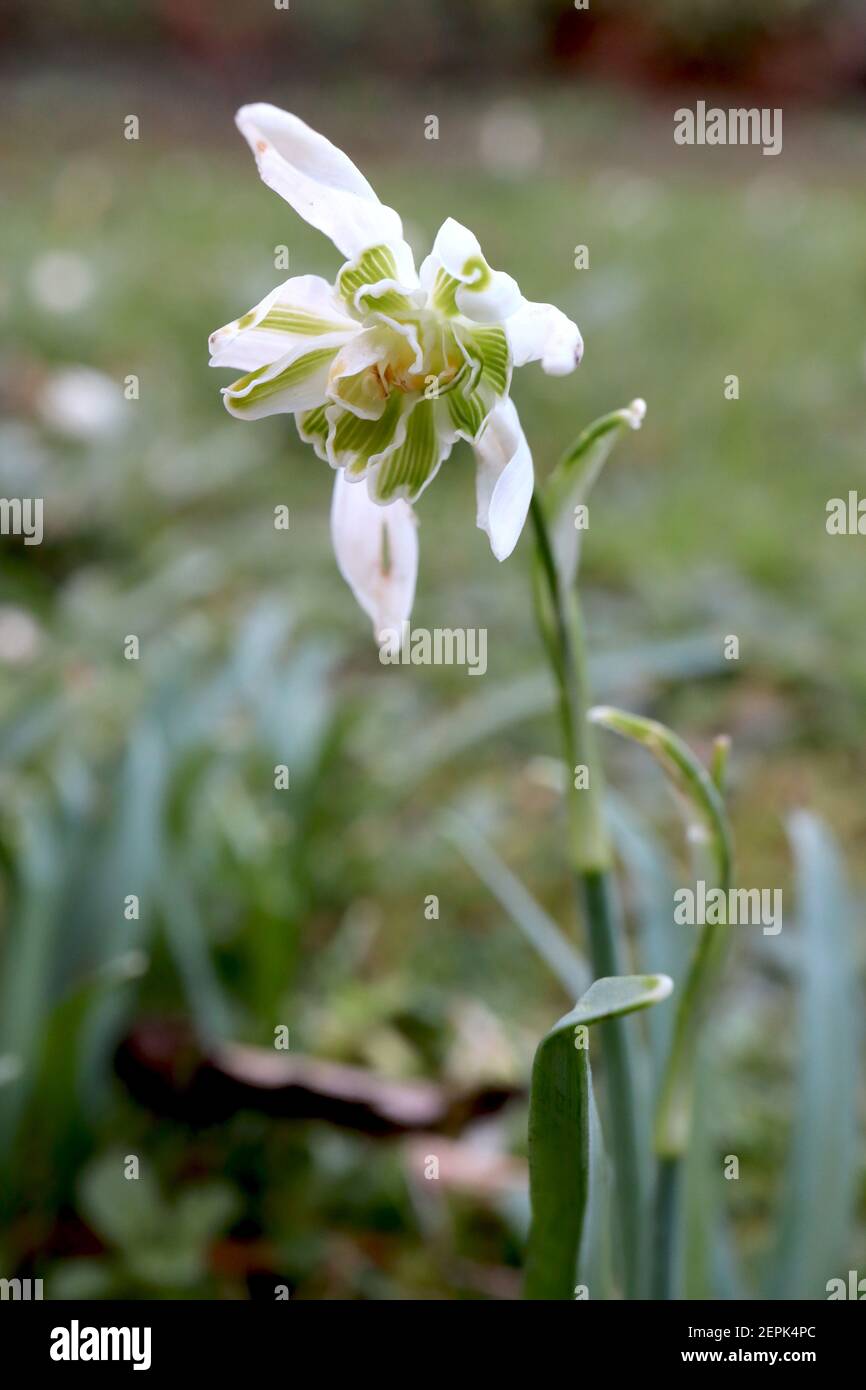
[425,217,484,281]
[222,335,347,420]
[455,273,521,325]
[504,299,583,376]
[421,217,522,324]
[473,398,534,561]
[330,469,418,642]
[209,274,357,371]
[236,104,405,259]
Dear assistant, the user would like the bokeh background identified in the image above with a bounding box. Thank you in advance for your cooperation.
[1,0,864,1299]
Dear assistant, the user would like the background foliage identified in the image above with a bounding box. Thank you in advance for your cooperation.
[1,0,864,1297]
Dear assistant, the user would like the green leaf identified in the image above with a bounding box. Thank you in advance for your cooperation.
[543,401,645,586]
[580,1083,615,1299]
[607,793,689,1081]
[78,1150,166,1250]
[681,1043,744,1300]
[160,864,234,1043]
[525,974,672,1300]
[589,706,732,889]
[590,706,733,1159]
[767,812,860,1298]
[0,803,63,1162]
[174,1182,240,1244]
[565,974,673,1028]
[441,811,589,999]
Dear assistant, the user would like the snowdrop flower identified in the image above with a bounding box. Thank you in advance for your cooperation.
[210,105,583,639]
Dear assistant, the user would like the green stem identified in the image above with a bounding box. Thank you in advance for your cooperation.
[529,496,609,870]
[651,1156,681,1299]
[529,495,645,1298]
[579,868,646,1298]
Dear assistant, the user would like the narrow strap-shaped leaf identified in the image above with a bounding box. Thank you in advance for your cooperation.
[525,974,672,1299]
[441,811,589,999]
[606,793,689,1080]
[0,803,63,1163]
[767,812,860,1298]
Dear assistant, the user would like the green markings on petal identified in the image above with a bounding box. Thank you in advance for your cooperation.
[430,268,460,317]
[460,325,510,397]
[259,308,352,336]
[461,254,492,290]
[339,245,398,296]
[229,347,337,411]
[333,390,403,476]
[338,245,413,315]
[297,405,329,460]
[373,398,440,501]
[447,380,488,439]
[298,404,328,441]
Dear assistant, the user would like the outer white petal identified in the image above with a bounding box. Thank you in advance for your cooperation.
[473,398,533,561]
[330,469,418,643]
[424,217,484,281]
[420,217,522,324]
[504,299,583,376]
[222,334,348,420]
[236,104,406,259]
[209,274,357,371]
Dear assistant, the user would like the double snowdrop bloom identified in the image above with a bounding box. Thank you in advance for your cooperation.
[209,105,583,640]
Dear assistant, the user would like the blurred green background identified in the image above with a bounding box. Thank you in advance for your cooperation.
[0,0,864,1298]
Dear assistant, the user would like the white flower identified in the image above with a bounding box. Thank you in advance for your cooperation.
[210,105,583,640]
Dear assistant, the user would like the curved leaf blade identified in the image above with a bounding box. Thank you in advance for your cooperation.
[525,973,672,1300]
[767,812,860,1298]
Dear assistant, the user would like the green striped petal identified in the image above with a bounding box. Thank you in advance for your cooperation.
[297,404,330,460]
[223,343,340,419]
[457,324,511,398]
[209,274,356,372]
[326,390,407,477]
[428,267,460,317]
[446,376,493,441]
[337,243,418,316]
[369,397,456,503]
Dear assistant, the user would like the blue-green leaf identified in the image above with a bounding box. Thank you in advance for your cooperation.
[766,812,860,1298]
[525,974,672,1299]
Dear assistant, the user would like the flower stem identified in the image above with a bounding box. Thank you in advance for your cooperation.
[529,494,645,1297]
[651,1155,681,1299]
